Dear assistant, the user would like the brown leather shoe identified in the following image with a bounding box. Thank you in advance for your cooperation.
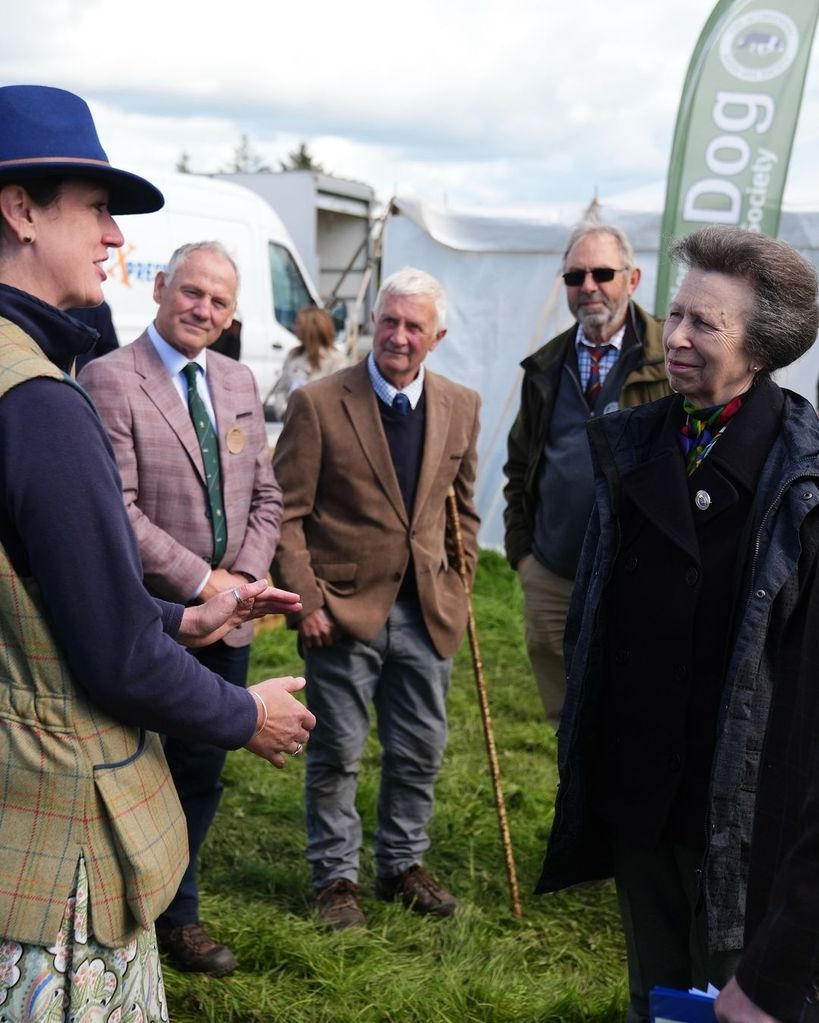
[156,922,237,977]
[375,865,457,917]
[313,878,366,930]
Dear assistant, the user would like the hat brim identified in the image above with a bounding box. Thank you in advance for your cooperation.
[0,161,164,215]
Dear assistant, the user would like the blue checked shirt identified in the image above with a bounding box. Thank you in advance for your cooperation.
[575,322,626,393]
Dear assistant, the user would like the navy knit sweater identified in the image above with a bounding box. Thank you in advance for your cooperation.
[0,284,256,747]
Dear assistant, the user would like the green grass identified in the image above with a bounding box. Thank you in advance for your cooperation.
[164,552,627,1021]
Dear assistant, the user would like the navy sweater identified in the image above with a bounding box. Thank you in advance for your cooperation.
[0,284,256,747]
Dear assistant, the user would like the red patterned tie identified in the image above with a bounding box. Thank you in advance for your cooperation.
[585,344,612,406]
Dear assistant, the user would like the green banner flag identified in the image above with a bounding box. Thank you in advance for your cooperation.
[655,0,819,313]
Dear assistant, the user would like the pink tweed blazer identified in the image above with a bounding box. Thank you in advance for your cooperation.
[79,332,282,646]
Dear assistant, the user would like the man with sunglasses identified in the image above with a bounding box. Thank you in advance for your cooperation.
[503,224,670,726]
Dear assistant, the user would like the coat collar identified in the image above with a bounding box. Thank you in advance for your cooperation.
[592,378,794,563]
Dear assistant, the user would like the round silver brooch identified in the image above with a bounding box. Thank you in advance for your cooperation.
[694,490,711,511]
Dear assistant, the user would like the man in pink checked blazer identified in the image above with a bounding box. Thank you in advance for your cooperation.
[79,241,282,978]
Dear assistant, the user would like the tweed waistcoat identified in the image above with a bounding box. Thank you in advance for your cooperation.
[0,318,187,948]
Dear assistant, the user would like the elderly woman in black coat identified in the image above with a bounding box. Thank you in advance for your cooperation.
[538,225,819,1023]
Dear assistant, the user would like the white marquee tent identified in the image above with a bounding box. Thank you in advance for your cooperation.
[381,194,819,550]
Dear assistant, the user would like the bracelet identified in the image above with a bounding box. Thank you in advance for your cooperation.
[250,690,268,737]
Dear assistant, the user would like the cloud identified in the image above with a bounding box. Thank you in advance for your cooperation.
[9,0,819,205]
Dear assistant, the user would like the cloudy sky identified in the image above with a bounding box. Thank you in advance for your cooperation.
[7,0,819,209]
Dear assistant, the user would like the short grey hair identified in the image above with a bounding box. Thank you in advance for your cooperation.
[667,226,819,375]
[562,224,636,272]
[374,266,447,331]
[164,241,240,304]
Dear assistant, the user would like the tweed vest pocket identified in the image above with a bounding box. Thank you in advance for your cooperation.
[92,730,188,931]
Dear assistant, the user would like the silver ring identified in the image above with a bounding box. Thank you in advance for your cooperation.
[292,743,303,756]
[231,587,243,607]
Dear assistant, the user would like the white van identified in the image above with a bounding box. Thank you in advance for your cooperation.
[101,172,323,404]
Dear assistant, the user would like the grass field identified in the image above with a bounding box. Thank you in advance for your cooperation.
[163,551,628,1022]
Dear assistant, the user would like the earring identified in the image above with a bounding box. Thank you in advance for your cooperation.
[22,235,32,244]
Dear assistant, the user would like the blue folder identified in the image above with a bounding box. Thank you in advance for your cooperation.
[650,986,717,1023]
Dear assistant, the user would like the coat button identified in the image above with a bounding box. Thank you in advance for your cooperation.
[614,648,629,665]
[393,572,402,581]
[625,555,638,572]
[685,566,699,586]
[668,753,682,772]
[755,589,767,599]
[674,664,688,683]
[694,490,711,511]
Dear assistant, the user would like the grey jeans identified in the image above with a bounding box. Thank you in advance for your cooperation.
[304,600,452,888]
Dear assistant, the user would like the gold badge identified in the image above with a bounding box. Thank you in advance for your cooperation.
[226,426,245,454]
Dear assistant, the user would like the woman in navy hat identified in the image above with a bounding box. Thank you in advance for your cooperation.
[0,86,314,1019]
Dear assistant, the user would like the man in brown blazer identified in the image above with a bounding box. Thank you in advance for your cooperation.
[272,267,480,930]
[79,241,282,976]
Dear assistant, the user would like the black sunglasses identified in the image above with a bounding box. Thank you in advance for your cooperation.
[562,267,627,287]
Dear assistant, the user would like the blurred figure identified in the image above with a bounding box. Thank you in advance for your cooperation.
[268,305,348,419]
[210,315,241,360]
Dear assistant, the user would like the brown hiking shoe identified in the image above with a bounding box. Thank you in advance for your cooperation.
[156,922,237,977]
[375,865,457,917]
[313,878,366,930]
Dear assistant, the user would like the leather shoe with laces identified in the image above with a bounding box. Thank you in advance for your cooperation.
[375,864,457,917]
[313,878,366,930]
[156,922,237,977]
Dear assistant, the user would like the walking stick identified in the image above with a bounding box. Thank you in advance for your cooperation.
[446,488,523,919]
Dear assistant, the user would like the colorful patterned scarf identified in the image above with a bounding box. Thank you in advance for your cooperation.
[678,394,744,475]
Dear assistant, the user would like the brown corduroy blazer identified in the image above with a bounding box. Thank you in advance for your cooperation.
[272,359,481,659]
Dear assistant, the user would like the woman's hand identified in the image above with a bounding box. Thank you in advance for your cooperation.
[715,978,783,1023]
[244,676,316,768]
[178,579,302,648]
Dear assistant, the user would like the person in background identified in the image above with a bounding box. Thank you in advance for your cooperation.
[267,305,348,419]
[210,315,241,360]
[538,226,819,1023]
[80,241,283,978]
[503,224,670,726]
[69,298,119,372]
[0,84,314,1019]
[272,268,480,930]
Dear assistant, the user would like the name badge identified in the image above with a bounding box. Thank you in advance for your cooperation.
[226,426,245,454]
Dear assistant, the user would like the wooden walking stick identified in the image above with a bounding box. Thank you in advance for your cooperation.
[446,488,523,919]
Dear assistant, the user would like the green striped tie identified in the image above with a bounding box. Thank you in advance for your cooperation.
[183,362,227,565]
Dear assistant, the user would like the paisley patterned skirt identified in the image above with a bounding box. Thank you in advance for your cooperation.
[0,856,167,1022]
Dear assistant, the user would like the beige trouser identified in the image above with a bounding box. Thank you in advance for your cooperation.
[517,554,574,727]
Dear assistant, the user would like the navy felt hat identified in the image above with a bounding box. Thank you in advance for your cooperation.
[0,85,164,215]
